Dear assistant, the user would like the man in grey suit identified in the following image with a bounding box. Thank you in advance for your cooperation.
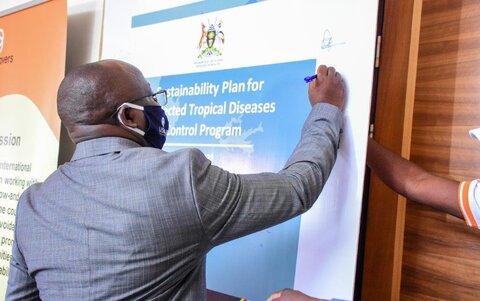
[6,60,345,300]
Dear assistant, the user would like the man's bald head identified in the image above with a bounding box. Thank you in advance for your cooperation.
[57,60,151,129]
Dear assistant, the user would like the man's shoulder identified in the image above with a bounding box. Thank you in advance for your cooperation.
[15,181,44,217]
[164,148,210,165]
[132,146,206,159]
[129,147,210,171]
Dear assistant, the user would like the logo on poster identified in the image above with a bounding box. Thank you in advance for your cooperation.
[0,29,4,53]
[197,19,224,60]
[0,28,14,64]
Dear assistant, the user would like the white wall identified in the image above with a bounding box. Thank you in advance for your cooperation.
[65,0,103,71]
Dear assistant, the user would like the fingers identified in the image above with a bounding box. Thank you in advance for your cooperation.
[327,67,342,82]
[266,291,282,301]
[317,65,328,76]
[308,64,345,110]
[317,65,335,76]
[327,66,336,78]
[316,65,342,81]
[266,288,293,301]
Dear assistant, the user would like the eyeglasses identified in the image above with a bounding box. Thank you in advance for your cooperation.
[109,89,168,122]
[128,89,168,106]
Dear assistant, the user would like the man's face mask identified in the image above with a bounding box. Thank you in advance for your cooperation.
[117,102,169,149]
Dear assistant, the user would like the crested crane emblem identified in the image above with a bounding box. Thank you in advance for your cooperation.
[197,19,224,59]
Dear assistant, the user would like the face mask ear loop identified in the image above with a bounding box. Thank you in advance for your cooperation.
[117,103,146,136]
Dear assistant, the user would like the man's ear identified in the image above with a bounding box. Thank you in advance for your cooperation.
[117,106,140,128]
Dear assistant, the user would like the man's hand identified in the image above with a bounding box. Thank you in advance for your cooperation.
[308,65,345,111]
[266,288,326,301]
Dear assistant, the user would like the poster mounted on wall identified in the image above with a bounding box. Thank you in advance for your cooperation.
[102,1,380,300]
[0,0,67,298]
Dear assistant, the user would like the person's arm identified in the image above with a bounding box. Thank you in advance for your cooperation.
[192,65,345,245]
[5,234,40,301]
[367,137,462,218]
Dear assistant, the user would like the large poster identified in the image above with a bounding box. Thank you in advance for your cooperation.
[102,1,379,300]
[0,0,66,298]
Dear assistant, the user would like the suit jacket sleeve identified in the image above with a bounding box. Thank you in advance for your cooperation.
[189,103,343,246]
[5,229,40,301]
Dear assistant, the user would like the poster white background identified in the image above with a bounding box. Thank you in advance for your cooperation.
[102,1,379,300]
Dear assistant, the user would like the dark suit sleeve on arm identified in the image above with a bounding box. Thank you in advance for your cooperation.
[189,103,343,246]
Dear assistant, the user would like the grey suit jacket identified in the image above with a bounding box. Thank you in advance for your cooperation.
[6,103,342,300]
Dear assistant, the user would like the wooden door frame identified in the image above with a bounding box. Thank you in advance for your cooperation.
[360,0,423,300]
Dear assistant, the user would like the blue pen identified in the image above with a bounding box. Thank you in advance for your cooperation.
[304,74,317,83]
